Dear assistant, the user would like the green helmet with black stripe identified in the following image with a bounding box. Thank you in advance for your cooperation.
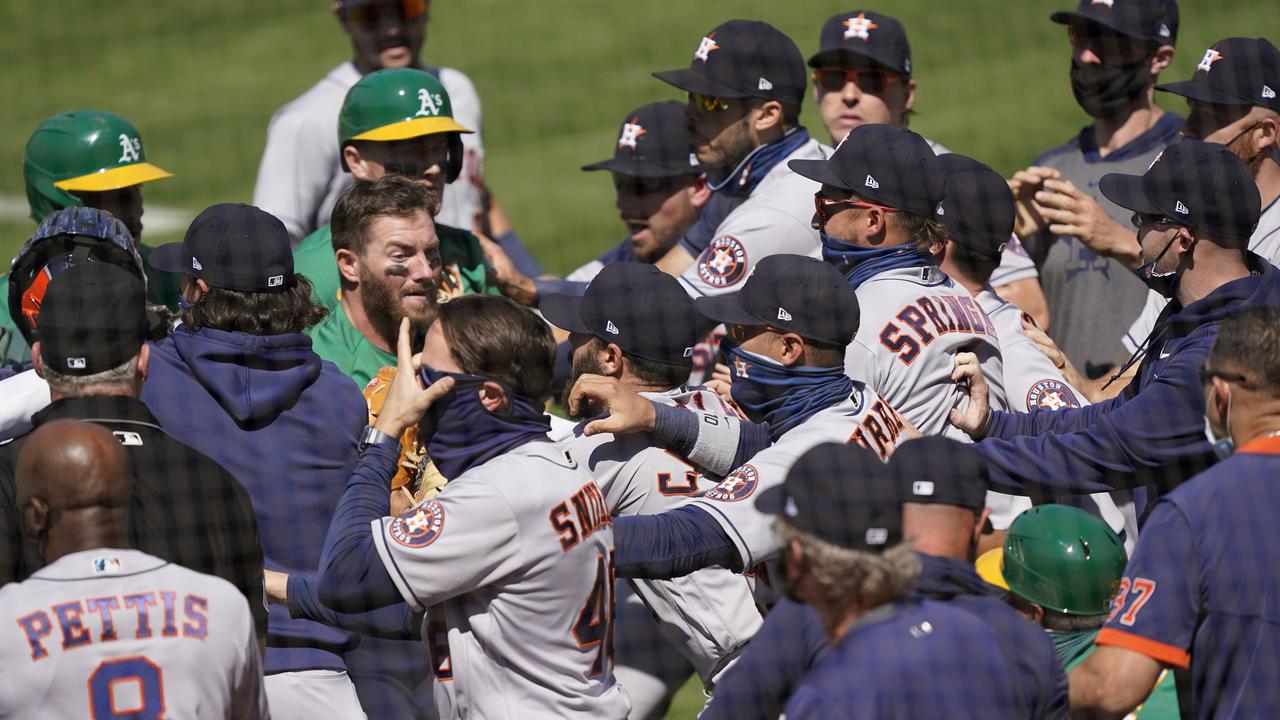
[338,68,473,180]
[23,110,173,222]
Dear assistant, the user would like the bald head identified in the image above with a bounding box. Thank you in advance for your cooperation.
[17,421,132,562]
[902,503,989,561]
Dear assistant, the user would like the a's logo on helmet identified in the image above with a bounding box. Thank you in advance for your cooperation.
[390,500,446,548]
[695,235,748,288]
[618,118,646,151]
[1026,379,1081,411]
[417,88,443,117]
[118,134,141,163]
[704,464,760,502]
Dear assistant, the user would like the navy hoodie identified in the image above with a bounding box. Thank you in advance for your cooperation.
[978,255,1280,500]
[142,324,366,674]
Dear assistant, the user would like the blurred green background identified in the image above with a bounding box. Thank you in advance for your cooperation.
[0,0,1274,715]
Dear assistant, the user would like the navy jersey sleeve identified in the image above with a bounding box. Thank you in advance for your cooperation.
[1094,500,1196,669]
[984,392,1124,438]
[701,598,828,720]
[975,363,1214,497]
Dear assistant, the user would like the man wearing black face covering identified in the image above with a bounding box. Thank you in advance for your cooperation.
[951,141,1280,507]
[1009,0,1182,392]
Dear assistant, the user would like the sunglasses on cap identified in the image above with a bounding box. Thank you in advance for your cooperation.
[1129,212,1183,230]
[688,92,732,113]
[1067,22,1156,62]
[812,67,901,95]
[341,0,428,30]
[612,173,688,196]
[813,195,900,224]
[726,323,784,343]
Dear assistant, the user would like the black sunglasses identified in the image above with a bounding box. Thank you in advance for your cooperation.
[1198,365,1249,385]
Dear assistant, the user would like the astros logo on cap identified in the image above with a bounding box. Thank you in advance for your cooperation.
[694,33,719,63]
[704,464,760,502]
[1197,48,1224,74]
[843,12,877,41]
[1090,0,1115,7]
[696,235,748,288]
[1026,379,1081,411]
[390,500,446,548]
[617,118,646,151]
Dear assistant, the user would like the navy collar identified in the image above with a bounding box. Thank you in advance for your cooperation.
[1077,112,1183,163]
[710,126,812,196]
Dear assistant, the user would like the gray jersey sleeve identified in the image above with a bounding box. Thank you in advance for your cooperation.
[1122,289,1168,354]
[252,103,341,243]
[680,208,819,298]
[989,236,1039,286]
[230,594,270,720]
[372,480,522,612]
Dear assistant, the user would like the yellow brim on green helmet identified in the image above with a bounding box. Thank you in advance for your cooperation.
[53,162,174,192]
[350,115,473,142]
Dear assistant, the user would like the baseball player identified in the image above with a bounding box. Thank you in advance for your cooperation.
[540,263,761,710]
[484,100,709,307]
[788,123,1009,440]
[950,141,1277,500]
[755,442,1027,719]
[0,420,266,719]
[606,255,907,589]
[931,152,1138,544]
[648,20,830,298]
[254,0,514,247]
[312,298,630,718]
[806,9,1049,328]
[1,110,178,365]
[1121,38,1280,356]
[292,67,495,314]
[1009,0,1182,384]
[704,437,1067,719]
[1071,307,1280,717]
[977,505,1178,717]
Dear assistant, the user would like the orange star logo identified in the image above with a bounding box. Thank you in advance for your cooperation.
[843,13,878,41]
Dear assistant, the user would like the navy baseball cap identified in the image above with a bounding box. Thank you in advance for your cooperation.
[1050,0,1178,45]
[790,124,944,218]
[935,154,1016,257]
[1158,38,1280,111]
[582,101,703,178]
[893,436,989,514]
[36,263,148,376]
[757,442,902,551]
[695,254,860,347]
[1100,140,1261,242]
[808,11,912,77]
[149,203,294,292]
[653,20,807,105]
[539,262,698,364]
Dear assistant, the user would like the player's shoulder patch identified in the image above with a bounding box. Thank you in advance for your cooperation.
[695,235,749,289]
[1026,379,1081,411]
[389,499,446,548]
[703,463,760,502]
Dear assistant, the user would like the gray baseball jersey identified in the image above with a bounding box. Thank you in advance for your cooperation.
[977,287,1138,547]
[680,139,830,298]
[567,386,762,683]
[1123,197,1280,353]
[253,62,485,242]
[0,548,267,719]
[846,266,1008,440]
[371,440,631,719]
[690,386,907,570]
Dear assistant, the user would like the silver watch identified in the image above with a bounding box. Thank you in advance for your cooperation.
[358,425,397,453]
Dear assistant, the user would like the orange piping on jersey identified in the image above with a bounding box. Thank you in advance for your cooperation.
[1095,628,1190,669]
[1237,435,1280,456]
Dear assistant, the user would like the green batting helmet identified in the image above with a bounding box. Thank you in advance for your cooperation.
[975,504,1127,616]
[23,110,173,222]
[338,68,473,180]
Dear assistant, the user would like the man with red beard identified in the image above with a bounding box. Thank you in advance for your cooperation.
[307,175,449,388]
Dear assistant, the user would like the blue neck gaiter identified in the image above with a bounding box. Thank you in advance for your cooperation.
[721,339,853,442]
[420,367,552,480]
[712,126,813,196]
[821,232,932,290]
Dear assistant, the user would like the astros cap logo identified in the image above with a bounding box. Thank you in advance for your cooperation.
[1197,48,1224,74]
[617,118,646,150]
[1090,0,1115,7]
[843,12,877,41]
[694,33,719,63]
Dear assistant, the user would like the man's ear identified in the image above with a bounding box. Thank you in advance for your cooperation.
[343,145,377,183]
[1151,44,1175,75]
[973,507,993,548]
[25,495,50,537]
[336,248,362,285]
[136,343,151,384]
[31,342,44,379]
[902,77,918,114]
[600,342,626,379]
[689,174,712,209]
[778,332,806,367]
[479,380,510,414]
[1030,603,1047,626]
[753,100,784,134]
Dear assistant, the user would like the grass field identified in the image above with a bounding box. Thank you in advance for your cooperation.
[1,1,1275,717]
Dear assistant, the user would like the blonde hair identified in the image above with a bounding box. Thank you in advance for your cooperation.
[777,520,920,608]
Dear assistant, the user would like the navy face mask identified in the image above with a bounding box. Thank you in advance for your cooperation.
[820,232,931,290]
[420,366,551,480]
[721,337,854,442]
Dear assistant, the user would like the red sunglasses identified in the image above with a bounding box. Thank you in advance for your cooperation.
[813,195,901,223]
[812,67,901,95]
